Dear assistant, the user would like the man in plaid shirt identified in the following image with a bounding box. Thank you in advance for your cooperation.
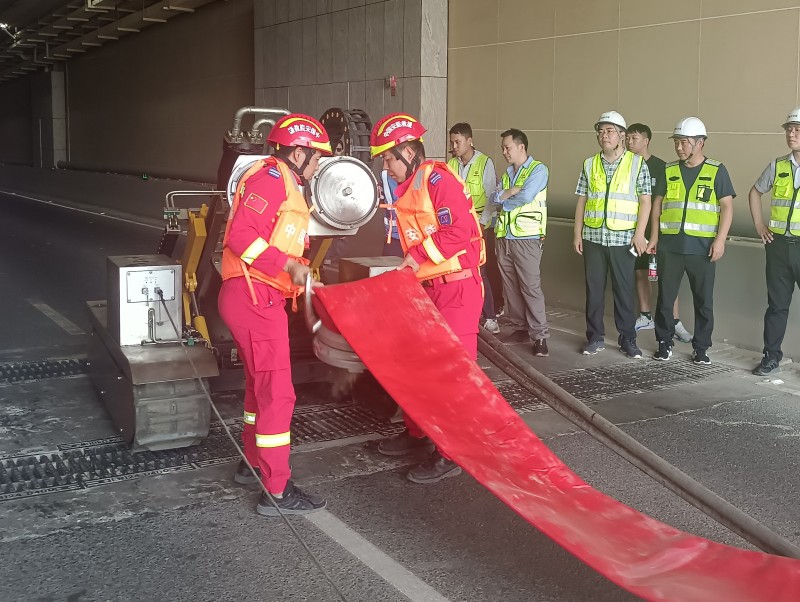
[573,111,652,358]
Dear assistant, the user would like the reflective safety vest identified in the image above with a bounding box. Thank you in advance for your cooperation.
[496,160,547,238]
[584,150,642,231]
[395,161,485,282]
[447,153,489,213]
[660,159,721,237]
[221,157,310,297]
[769,156,800,235]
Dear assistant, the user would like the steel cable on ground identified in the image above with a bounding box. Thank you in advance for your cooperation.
[477,329,800,559]
[156,292,350,602]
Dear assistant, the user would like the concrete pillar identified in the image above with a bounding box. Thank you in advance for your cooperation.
[29,68,67,168]
[255,0,448,158]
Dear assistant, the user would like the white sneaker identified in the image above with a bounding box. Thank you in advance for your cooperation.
[674,320,692,343]
[635,314,654,331]
[483,319,500,334]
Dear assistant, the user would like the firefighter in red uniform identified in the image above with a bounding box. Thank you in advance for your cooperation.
[371,113,485,483]
[219,113,332,516]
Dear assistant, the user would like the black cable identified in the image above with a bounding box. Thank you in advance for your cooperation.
[156,289,349,602]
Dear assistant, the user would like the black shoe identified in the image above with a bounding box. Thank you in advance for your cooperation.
[532,339,549,357]
[620,339,642,359]
[501,329,529,344]
[692,348,711,365]
[377,429,435,457]
[653,340,672,361]
[753,355,781,376]
[406,452,462,484]
[256,481,327,516]
[234,460,261,485]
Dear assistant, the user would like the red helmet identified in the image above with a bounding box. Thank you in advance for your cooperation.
[370,113,426,157]
[267,113,333,155]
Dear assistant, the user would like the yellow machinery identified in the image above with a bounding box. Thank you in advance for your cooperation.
[86,106,380,449]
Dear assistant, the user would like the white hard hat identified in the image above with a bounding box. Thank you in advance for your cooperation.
[594,111,627,131]
[782,106,800,128]
[670,117,707,138]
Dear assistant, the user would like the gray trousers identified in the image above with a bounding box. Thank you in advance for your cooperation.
[496,237,549,339]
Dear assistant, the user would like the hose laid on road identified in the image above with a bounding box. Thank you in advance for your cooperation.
[477,329,800,559]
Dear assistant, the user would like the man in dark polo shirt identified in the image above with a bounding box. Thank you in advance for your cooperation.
[626,123,692,343]
[646,117,736,364]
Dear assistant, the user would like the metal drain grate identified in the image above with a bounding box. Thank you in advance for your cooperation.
[0,422,241,501]
[550,359,734,403]
[492,358,734,409]
[0,401,402,502]
[0,358,88,384]
[0,358,735,501]
[292,403,403,444]
[495,381,546,414]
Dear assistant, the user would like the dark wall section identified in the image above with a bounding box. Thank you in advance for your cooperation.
[0,78,33,166]
[66,0,254,183]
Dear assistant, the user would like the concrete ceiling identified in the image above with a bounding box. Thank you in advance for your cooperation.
[0,0,219,83]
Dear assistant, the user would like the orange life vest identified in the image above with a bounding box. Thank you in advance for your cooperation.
[221,157,310,300]
[395,161,485,282]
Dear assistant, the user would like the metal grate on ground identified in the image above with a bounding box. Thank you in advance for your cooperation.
[0,401,403,502]
[549,358,734,403]
[292,403,404,444]
[0,358,734,501]
[494,381,547,414]
[493,358,734,408]
[0,358,88,384]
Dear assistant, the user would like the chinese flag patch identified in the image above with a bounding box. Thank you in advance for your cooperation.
[244,193,268,214]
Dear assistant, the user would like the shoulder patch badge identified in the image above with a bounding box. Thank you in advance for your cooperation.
[436,207,452,226]
[268,166,281,179]
[244,193,269,214]
[429,172,442,185]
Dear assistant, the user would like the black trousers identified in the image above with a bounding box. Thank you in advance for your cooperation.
[763,235,800,361]
[655,251,715,349]
[583,240,636,343]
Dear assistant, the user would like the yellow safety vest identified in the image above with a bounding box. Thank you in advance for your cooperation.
[448,153,489,213]
[496,160,547,238]
[395,161,485,281]
[660,160,721,237]
[769,156,800,235]
[221,157,310,297]
[583,151,642,231]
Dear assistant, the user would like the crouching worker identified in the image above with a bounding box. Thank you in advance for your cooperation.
[219,113,332,516]
[370,113,485,483]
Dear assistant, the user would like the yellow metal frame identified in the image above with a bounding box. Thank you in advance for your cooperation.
[180,205,212,344]
[309,237,333,281]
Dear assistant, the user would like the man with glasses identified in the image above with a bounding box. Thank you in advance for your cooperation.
[573,111,651,358]
[646,117,735,364]
[748,107,800,376]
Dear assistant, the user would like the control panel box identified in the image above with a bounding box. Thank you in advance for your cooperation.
[107,255,182,346]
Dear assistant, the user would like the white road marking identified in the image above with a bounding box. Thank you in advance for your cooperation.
[26,300,85,335]
[548,325,585,339]
[1,190,164,231]
[306,510,452,602]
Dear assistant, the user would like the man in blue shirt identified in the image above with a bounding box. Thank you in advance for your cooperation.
[494,128,550,356]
